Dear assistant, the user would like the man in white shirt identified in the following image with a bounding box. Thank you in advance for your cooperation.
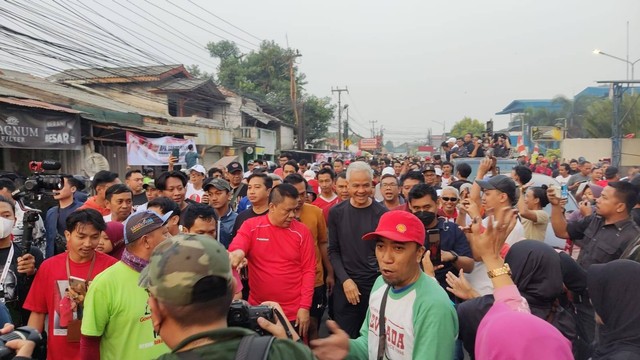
[185,165,206,202]
[555,163,571,185]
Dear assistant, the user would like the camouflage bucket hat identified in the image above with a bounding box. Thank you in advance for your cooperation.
[138,234,233,306]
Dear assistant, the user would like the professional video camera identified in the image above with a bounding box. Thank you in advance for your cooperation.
[11,160,64,255]
[227,300,275,336]
[0,326,43,360]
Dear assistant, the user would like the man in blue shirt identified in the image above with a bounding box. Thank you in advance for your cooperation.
[45,176,85,257]
[204,178,237,248]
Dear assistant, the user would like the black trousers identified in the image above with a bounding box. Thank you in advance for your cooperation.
[573,299,596,360]
[332,281,371,339]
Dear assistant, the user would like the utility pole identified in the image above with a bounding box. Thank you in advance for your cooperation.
[343,105,350,148]
[332,86,348,150]
[289,49,303,150]
[369,120,378,138]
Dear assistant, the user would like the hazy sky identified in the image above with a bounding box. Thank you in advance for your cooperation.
[2,0,639,144]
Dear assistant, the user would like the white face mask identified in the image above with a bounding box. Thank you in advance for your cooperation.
[0,217,14,239]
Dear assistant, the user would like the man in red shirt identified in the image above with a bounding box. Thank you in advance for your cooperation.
[273,152,291,178]
[78,171,120,216]
[24,209,118,360]
[322,172,350,222]
[229,184,316,339]
[312,168,339,211]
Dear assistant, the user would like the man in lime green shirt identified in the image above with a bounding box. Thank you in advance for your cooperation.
[312,210,458,359]
[80,210,173,359]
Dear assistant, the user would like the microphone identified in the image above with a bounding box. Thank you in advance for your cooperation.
[29,160,62,172]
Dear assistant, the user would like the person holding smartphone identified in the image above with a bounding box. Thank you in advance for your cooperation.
[406,184,474,299]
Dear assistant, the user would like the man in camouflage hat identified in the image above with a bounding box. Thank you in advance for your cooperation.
[139,234,314,359]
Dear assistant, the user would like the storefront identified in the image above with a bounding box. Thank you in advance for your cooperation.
[0,98,82,177]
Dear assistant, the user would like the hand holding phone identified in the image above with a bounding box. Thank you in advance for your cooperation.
[427,229,442,266]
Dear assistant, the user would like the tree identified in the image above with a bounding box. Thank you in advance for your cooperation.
[185,64,213,80]
[582,94,640,138]
[449,117,485,138]
[384,140,395,152]
[206,40,332,145]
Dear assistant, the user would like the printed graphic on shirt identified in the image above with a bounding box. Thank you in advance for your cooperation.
[140,300,163,348]
[0,266,18,303]
[54,280,79,335]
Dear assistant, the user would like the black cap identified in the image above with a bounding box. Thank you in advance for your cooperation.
[422,165,435,173]
[226,161,243,173]
[475,175,517,204]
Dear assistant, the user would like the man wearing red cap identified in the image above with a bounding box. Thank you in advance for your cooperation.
[312,210,457,359]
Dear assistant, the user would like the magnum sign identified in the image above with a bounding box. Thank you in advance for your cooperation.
[0,108,81,150]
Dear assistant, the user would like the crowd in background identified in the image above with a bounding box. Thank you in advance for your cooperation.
[0,143,639,359]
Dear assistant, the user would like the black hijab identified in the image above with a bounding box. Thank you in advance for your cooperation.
[588,259,640,360]
[457,240,564,357]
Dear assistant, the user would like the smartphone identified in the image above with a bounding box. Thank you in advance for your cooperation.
[171,148,180,159]
[561,184,568,199]
[427,229,441,265]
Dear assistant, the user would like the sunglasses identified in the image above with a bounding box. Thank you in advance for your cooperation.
[441,197,458,202]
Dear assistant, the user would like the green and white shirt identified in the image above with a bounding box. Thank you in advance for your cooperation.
[348,273,458,360]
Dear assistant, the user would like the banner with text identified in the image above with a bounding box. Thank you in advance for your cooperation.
[0,108,81,150]
[126,131,196,166]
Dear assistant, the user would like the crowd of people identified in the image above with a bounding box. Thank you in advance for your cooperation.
[0,149,639,360]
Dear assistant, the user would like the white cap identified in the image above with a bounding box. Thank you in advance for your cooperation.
[435,168,443,176]
[189,164,206,175]
[303,170,316,181]
[381,167,395,177]
[447,137,457,143]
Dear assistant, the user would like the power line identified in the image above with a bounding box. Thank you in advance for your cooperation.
[186,0,263,42]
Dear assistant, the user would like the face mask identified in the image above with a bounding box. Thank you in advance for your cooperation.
[0,217,14,239]
[413,210,436,228]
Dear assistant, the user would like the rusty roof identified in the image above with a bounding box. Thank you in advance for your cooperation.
[152,78,226,100]
[48,64,189,83]
[0,97,81,114]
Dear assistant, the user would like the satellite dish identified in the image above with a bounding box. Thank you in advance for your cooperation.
[84,152,110,177]
[245,146,254,155]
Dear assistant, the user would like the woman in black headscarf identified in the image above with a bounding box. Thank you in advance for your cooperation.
[456,240,568,357]
[588,259,640,360]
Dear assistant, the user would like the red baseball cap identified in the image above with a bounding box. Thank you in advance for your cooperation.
[362,211,425,246]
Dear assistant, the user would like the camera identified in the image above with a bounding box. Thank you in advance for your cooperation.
[0,326,43,360]
[227,300,275,336]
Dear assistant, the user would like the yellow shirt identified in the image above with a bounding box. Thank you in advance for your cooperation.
[298,203,328,287]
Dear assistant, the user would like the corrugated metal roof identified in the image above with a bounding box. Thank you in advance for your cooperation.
[0,69,169,119]
[48,64,187,82]
[241,107,282,125]
[0,84,39,100]
[156,78,210,91]
[0,97,81,114]
[495,99,562,115]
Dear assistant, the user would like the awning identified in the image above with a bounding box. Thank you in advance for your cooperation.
[212,155,238,168]
[241,107,281,125]
[91,121,196,137]
[0,97,82,114]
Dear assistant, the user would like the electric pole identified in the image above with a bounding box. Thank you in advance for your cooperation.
[369,120,378,138]
[343,105,349,148]
[289,50,303,150]
[332,86,348,150]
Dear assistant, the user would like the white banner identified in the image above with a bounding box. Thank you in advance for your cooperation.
[126,131,196,166]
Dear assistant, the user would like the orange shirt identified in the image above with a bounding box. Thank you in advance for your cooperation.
[298,203,328,287]
[78,196,110,216]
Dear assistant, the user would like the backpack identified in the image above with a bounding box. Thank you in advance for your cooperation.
[175,335,275,360]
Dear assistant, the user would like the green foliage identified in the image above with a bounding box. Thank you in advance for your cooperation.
[206,40,332,144]
[449,117,485,138]
[384,140,395,152]
[185,64,213,80]
[582,94,640,138]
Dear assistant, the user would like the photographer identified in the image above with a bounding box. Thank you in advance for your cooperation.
[492,134,511,158]
[0,196,43,328]
[140,234,314,359]
[44,176,84,258]
[0,180,46,256]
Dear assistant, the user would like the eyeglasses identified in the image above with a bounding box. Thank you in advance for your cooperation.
[441,197,458,202]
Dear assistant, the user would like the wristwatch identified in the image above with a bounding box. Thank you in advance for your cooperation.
[487,263,511,278]
[449,251,459,263]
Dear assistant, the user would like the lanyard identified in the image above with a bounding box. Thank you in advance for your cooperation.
[66,253,96,281]
[0,246,14,285]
